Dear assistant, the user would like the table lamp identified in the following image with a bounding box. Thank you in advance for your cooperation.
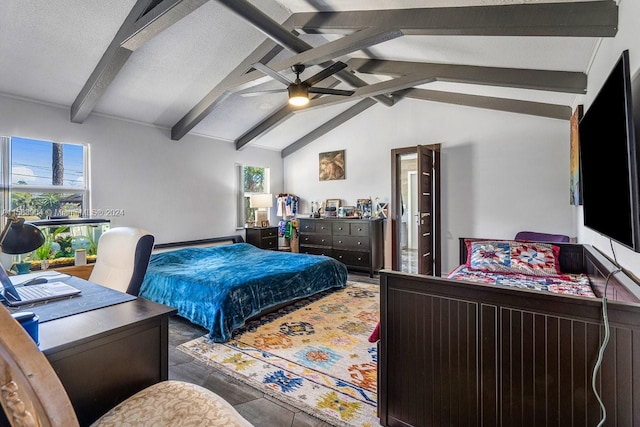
[249,194,273,227]
[0,212,46,272]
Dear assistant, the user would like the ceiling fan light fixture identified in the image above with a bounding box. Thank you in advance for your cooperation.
[288,84,309,106]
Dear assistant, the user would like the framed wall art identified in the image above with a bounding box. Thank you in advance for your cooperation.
[319,150,345,181]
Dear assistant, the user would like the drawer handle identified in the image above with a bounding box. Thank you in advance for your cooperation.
[338,255,343,259]
[357,228,362,231]
[357,242,362,245]
[357,257,362,261]
[338,227,343,230]
[321,239,325,243]
[338,240,342,244]
[321,226,327,230]
[304,238,309,242]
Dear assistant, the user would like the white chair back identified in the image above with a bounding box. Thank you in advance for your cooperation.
[89,227,154,295]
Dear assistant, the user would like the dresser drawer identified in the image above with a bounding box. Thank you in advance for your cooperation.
[261,236,278,250]
[332,222,350,235]
[333,249,370,267]
[298,220,332,234]
[299,245,333,257]
[261,228,278,238]
[299,233,332,246]
[333,235,368,250]
[298,219,316,233]
[349,223,369,237]
[332,221,369,236]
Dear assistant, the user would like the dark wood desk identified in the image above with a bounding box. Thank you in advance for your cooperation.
[36,279,176,426]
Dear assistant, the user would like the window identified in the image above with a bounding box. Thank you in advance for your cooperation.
[236,164,270,228]
[2,136,89,219]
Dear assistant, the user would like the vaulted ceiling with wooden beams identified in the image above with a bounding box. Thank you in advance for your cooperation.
[0,1,617,156]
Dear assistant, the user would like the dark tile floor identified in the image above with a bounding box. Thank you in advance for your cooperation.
[167,272,380,427]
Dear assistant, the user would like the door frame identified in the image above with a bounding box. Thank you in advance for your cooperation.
[391,145,441,275]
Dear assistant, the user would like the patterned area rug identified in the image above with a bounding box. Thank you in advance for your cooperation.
[178,281,380,427]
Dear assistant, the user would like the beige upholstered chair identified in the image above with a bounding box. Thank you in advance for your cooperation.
[0,305,254,427]
[89,227,155,295]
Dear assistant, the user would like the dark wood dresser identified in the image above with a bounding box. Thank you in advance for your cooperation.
[298,217,384,277]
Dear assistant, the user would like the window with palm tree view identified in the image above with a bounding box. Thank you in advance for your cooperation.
[237,164,270,228]
[4,136,88,219]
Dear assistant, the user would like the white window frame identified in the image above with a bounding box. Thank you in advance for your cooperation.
[1,136,90,219]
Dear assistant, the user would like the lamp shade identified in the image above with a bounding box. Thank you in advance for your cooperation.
[1,220,45,254]
[249,194,273,209]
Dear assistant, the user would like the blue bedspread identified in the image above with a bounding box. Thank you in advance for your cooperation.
[139,243,347,342]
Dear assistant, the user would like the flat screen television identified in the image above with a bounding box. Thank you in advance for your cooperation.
[579,49,640,252]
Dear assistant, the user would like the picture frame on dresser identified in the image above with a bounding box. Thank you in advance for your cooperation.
[325,199,340,209]
[357,198,372,218]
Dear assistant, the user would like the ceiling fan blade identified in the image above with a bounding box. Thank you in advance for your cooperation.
[252,63,292,86]
[303,61,348,87]
[308,87,355,96]
[239,88,288,97]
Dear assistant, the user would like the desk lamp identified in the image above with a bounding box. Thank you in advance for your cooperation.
[0,212,46,271]
[249,194,273,227]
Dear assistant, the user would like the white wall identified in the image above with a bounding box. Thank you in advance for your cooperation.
[0,95,283,245]
[284,98,572,273]
[575,0,640,280]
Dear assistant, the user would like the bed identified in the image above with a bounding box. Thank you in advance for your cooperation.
[378,238,640,427]
[139,237,347,342]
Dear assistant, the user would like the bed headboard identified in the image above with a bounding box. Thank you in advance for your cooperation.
[458,237,640,303]
[153,235,245,254]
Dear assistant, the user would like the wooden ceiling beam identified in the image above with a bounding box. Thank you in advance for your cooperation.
[215,0,395,99]
[71,0,207,124]
[292,1,618,37]
[121,0,210,51]
[348,58,587,94]
[404,88,571,120]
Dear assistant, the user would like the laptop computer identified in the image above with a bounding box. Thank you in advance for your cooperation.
[0,265,81,307]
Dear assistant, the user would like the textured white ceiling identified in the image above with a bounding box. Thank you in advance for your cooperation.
[0,0,601,151]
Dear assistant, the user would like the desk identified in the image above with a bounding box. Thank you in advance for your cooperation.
[35,277,176,426]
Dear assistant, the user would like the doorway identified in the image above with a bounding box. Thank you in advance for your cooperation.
[391,145,441,276]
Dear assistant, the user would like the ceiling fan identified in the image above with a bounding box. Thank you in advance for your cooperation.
[247,61,355,106]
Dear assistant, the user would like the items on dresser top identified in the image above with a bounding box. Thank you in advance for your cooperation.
[298,217,384,277]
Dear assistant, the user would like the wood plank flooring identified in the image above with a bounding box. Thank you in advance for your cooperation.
[168,272,379,427]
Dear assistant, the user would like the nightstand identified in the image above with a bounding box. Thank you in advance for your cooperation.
[245,226,278,250]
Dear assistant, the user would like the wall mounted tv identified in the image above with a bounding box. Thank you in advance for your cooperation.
[579,49,640,252]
